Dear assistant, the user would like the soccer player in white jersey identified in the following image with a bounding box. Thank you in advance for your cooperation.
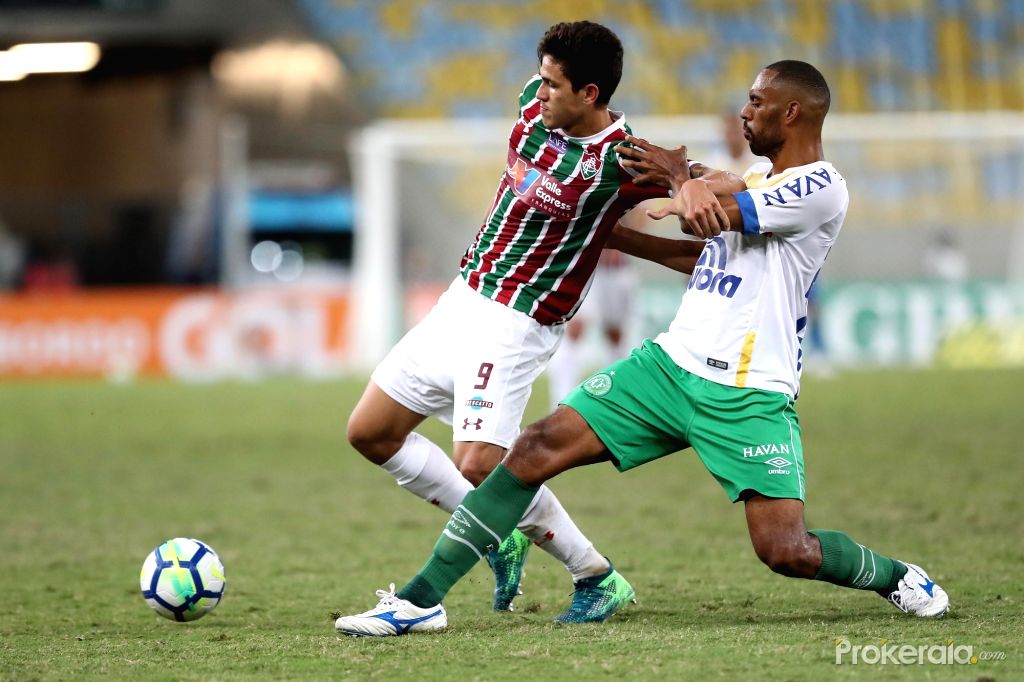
[341,20,703,627]
[335,60,949,637]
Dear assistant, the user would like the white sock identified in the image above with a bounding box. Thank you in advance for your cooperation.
[517,485,609,581]
[548,337,582,409]
[379,432,471,513]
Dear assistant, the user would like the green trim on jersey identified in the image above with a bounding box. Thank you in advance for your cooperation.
[465,188,516,276]
[518,77,541,113]
[518,123,548,164]
[487,141,587,300]
[522,143,621,312]
[563,340,806,502]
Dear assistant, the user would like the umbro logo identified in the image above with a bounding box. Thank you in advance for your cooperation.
[451,510,470,528]
[764,457,792,468]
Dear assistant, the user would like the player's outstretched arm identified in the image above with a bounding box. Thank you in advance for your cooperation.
[606,223,704,274]
[646,178,745,239]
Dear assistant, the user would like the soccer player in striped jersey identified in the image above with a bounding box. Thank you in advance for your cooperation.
[335,59,949,637]
[341,20,703,630]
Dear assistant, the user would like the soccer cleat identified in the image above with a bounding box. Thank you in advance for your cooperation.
[334,584,447,637]
[554,564,637,624]
[486,529,531,611]
[882,562,949,618]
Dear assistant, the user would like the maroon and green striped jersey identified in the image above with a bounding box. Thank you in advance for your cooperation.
[459,76,667,325]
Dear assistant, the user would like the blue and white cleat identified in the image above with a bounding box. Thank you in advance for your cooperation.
[334,584,447,637]
[883,562,949,618]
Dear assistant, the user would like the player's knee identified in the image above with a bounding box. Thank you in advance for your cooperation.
[504,419,560,484]
[456,457,494,486]
[346,417,399,465]
[453,442,503,485]
[752,537,818,578]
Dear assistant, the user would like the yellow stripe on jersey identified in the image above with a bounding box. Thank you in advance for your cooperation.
[742,166,799,191]
[735,332,757,388]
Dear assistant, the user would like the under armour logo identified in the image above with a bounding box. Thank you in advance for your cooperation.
[462,418,483,430]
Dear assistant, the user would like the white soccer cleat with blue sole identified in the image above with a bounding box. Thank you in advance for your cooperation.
[335,584,447,637]
[884,562,949,618]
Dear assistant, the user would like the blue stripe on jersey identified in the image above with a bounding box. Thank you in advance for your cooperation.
[733,191,761,235]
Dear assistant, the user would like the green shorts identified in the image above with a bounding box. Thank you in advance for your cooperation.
[562,340,805,502]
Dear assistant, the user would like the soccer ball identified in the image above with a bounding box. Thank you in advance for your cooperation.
[140,538,226,622]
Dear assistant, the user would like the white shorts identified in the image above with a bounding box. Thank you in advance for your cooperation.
[371,277,564,448]
[575,263,637,328]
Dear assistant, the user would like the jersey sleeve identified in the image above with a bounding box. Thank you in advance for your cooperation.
[519,75,542,117]
[732,165,847,240]
[618,169,671,202]
[614,133,671,201]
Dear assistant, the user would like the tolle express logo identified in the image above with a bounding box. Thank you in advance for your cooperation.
[507,155,575,219]
[511,158,542,194]
[688,236,742,298]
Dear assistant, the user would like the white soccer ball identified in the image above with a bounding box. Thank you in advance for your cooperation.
[140,538,226,622]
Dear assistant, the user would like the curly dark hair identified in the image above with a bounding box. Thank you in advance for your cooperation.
[536,21,623,105]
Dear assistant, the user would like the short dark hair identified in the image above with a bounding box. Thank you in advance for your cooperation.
[537,21,623,105]
[764,60,831,114]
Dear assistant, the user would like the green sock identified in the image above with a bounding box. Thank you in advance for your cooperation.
[809,529,908,593]
[398,464,539,607]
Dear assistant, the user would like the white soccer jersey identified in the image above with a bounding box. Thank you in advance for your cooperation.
[654,160,849,397]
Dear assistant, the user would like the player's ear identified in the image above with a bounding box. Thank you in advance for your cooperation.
[784,100,801,125]
[580,83,601,105]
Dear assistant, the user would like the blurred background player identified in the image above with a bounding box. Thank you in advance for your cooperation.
[546,248,636,408]
[702,110,763,176]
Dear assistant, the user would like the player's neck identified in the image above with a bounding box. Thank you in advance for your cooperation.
[770,138,824,174]
[562,107,613,138]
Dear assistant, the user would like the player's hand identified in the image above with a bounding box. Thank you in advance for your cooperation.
[679,179,730,238]
[646,179,730,239]
[617,135,688,188]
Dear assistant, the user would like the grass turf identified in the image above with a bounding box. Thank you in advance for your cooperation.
[0,369,1020,680]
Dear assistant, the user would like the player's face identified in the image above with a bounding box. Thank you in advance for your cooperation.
[536,55,588,132]
[740,70,786,158]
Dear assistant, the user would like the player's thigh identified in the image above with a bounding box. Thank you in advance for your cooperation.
[370,281,465,420]
[561,340,692,472]
[451,308,563,449]
[688,383,805,503]
[348,381,427,451]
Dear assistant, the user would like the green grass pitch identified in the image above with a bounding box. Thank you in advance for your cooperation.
[1,369,1021,680]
